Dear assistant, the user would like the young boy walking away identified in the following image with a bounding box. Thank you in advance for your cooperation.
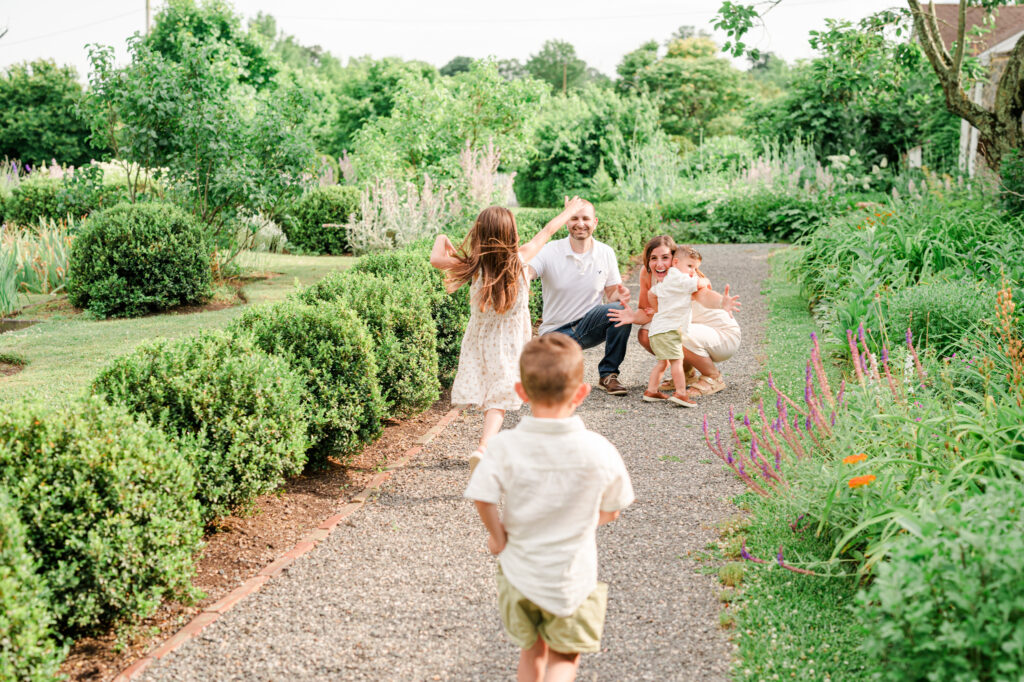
[464,334,634,682]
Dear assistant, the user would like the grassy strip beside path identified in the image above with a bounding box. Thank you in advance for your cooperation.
[732,249,865,681]
[0,252,353,405]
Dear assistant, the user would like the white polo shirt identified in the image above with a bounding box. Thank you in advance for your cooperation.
[530,238,621,335]
[464,415,634,617]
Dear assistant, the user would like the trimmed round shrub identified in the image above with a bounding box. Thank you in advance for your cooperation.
[230,300,384,465]
[351,250,469,387]
[0,396,203,633]
[6,176,61,225]
[67,201,213,318]
[0,488,66,680]
[284,185,362,254]
[93,331,309,522]
[296,271,440,417]
[886,279,997,354]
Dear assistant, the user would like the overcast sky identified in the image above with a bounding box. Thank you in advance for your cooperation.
[1,0,901,80]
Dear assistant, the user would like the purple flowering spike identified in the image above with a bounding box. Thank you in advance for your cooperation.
[880,347,889,363]
[741,539,768,564]
[743,415,751,427]
[774,450,781,470]
[906,328,913,346]
[810,331,817,342]
[858,322,866,344]
[702,415,709,437]
[726,451,734,465]
[830,411,836,426]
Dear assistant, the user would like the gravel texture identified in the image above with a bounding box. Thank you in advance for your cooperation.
[140,243,776,682]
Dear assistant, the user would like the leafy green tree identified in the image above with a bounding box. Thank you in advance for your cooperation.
[526,40,588,93]
[514,85,661,206]
[81,36,314,261]
[330,57,439,155]
[745,20,959,170]
[0,60,99,165]
[715,0,1024,171]
[440,56,474,76]
[353,60,546,183]
[145,0,276,89]
[497,58,527,81]
[616,35,750,141]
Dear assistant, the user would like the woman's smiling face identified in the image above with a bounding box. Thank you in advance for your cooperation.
[648,245,675,281]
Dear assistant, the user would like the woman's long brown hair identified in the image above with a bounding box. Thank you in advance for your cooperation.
[445,206,524,314]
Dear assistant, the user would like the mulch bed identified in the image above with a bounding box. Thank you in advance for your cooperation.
[59,391,452,682]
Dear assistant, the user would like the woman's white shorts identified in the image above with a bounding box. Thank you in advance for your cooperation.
[682,323,741,363]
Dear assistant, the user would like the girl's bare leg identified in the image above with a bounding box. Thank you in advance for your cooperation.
[545,649,582,682]
[518,638,548,682]
[479,408,505,450]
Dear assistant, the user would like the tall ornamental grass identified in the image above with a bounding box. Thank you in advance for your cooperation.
[0,220,74,316]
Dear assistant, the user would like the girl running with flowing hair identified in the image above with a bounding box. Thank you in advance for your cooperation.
[431,197,586,467]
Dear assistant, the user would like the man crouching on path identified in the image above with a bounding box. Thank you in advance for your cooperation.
[527,199,633,395]
[465,334,634,681]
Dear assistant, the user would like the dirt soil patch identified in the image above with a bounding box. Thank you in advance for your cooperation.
[0,362,23,377]
[59,391,452,682]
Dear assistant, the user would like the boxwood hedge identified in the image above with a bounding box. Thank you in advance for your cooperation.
[351,250,469,387]
[284,185,362,254]
[230,300,384,465]
[67,201,212,318]
[92,331,310,522]
[295,271,441,417]
[0,488,65,680]
[0,397,202,633]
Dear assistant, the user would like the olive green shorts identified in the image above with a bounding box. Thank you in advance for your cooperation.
[650,329,684,360]
[496,568,608,654]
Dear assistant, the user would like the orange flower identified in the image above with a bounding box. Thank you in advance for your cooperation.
[848,474,876,489]
[843,453,867,464]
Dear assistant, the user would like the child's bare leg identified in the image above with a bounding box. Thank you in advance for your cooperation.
[479,408,505,450]
[646,359,668,393]
[668,359,688,389]
[518,637,548,682]
[545,649,582,682]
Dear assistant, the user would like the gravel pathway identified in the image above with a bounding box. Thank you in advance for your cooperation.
[140,243,775,682]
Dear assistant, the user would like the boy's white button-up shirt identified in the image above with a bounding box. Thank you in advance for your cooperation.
[530,238,622,335]
[464,415,634,617]
[648,267,698,337]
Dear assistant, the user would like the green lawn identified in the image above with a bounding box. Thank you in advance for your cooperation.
[0,252,354,405]
[729,248,864,681]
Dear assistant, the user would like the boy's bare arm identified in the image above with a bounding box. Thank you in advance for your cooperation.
[474,500,508,554]
[598,510,620,526]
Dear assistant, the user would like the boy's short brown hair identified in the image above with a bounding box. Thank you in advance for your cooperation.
[519,334,584,405]
[676,244,702,262]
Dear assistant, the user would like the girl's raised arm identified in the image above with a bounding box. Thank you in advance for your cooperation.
[518,196,586,264]
[429,234,460,271]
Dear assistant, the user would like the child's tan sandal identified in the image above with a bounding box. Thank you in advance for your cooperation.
[658,379,675,392]
[684,368,700,387]
[690,375,726,396]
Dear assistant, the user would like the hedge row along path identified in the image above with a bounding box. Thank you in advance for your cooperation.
[134,243,773,681]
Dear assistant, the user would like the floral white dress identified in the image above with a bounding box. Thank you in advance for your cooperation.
[450,271,532,411]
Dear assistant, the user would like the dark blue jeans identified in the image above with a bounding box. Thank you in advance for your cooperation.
[546,303,631,377]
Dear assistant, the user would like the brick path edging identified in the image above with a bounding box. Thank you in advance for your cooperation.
[112,406,463,682]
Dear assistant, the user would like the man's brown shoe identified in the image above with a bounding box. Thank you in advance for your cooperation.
[598,373,628,395]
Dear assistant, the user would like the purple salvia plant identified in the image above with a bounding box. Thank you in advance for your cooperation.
[741,539,768,564]
[848,329,866,384]
[810,331,836,407]
[880,346,901,401]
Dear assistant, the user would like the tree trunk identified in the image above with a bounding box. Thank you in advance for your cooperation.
[907,0,1024,172]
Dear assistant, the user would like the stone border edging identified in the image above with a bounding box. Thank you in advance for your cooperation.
[112,406,463,682]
